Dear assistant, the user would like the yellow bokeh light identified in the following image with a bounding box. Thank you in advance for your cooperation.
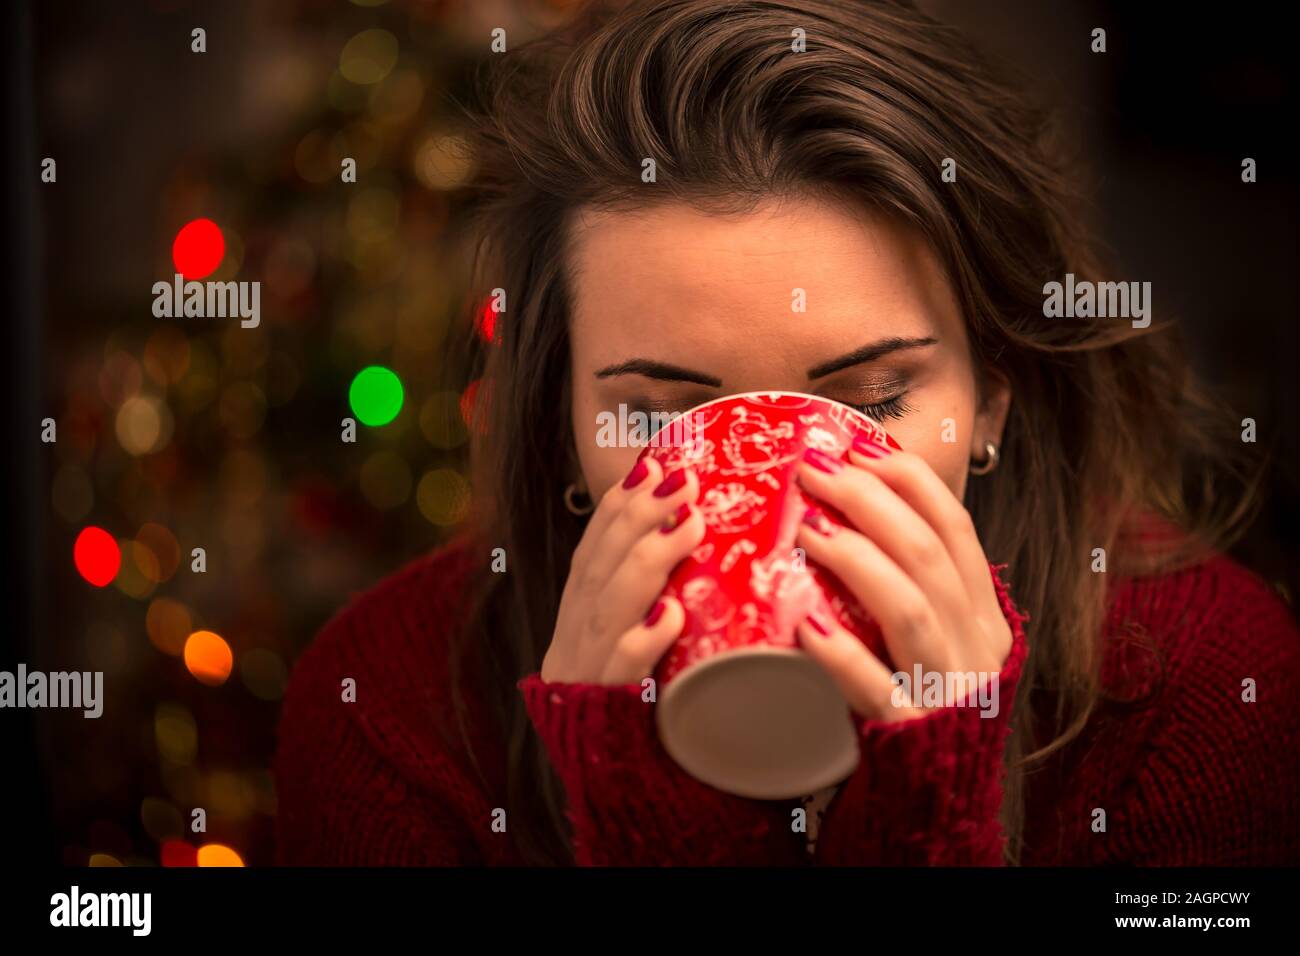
[416,468,470,526]
[155,702,198,765]
[115,395,173,456]
[136,523,180,582]
[413,132,475,191]
[113,539,158,601]
[339,29,398,85]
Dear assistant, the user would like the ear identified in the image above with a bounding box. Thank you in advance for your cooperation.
[970,364,1012,459]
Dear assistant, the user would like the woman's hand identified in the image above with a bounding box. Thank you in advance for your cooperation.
[541,457,705,684]
[793,441,1013,723]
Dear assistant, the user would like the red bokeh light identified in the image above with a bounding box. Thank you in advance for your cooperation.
[476,300,499,344]
[171,218,225,280]
[160,840,199,867]
[459,378,490,434]
[74,526,121,587]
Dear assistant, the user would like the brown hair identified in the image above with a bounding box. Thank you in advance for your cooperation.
[447,0,1258,864]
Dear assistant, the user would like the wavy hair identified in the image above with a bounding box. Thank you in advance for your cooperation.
[446,0,1259,864]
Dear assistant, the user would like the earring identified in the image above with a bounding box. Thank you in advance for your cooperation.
[563,482,595,515]
[970,440,1000,476]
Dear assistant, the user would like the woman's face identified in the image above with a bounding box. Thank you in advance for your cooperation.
[566,194,1011,505]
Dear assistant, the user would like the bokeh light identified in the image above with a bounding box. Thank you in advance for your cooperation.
[183,631,234,686]
[115,395,173,455]
[476,299,498,344]
[142,325,192,385]
[155,703,198,765]
[161,840,198,868]
[113,539,159,601]
[140,797,185,843]
[412,130,475,190]
[349,365,404,426]
[74,526,120,586]
[339,29,399,85]
[197,844,245,867]
[146,597,193,657]
[172,218,225,280]
[135,523,180,582]
[416,468,470,526]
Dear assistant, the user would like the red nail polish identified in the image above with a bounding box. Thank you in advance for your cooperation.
[801,447,844,474]
[644,599,666,627]
[802,506,838,536]
[623,459,650,489]
[851,434,889,458]
[652,468,687,497]
[660,502,691,533]
[806,610,833,637]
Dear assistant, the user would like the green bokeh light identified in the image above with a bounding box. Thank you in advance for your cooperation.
[349,366,404,426]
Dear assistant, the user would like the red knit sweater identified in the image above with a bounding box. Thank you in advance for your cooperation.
[273,535,1300,865]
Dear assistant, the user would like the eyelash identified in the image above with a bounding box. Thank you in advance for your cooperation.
[628,394,913,426]
[845,393,912,422]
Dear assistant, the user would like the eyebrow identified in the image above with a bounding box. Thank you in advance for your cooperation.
[804,336,938,379]
[594,336,938,386]
[594,359,723,387]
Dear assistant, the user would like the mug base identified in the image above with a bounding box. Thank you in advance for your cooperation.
[655,646,860,800]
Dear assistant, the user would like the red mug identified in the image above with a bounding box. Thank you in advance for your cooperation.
[636,391,901,799]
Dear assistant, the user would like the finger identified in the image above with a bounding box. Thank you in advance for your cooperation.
[846,445,1000,616]
[602,596,686,685]
[797,450,968,625]
[795,609,922,723]
[591,500,706,644]
[576,454,665,564]
[795,516,949,676]
[582,464,699,595]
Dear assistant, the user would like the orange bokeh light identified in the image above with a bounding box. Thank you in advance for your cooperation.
[183,630,233,686]
[197,844,245,867]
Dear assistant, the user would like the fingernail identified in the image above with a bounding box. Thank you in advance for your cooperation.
[802,506,838,536]
[806,610,833,637]
[801,447,844,474]
[851,434,890,458]
[652,468,687,497]
[644,599,666,627]
[660,502,691,533]
[622,459,650,489]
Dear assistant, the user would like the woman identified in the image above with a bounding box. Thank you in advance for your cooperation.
[274,0,1300,865]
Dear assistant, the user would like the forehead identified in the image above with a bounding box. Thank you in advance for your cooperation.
[565,196,965,366]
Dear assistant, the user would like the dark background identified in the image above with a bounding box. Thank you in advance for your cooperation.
[4,0,1296,866]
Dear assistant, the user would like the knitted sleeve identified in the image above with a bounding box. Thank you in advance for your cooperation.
[812,565,1030,865]
[516,674,809,866]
